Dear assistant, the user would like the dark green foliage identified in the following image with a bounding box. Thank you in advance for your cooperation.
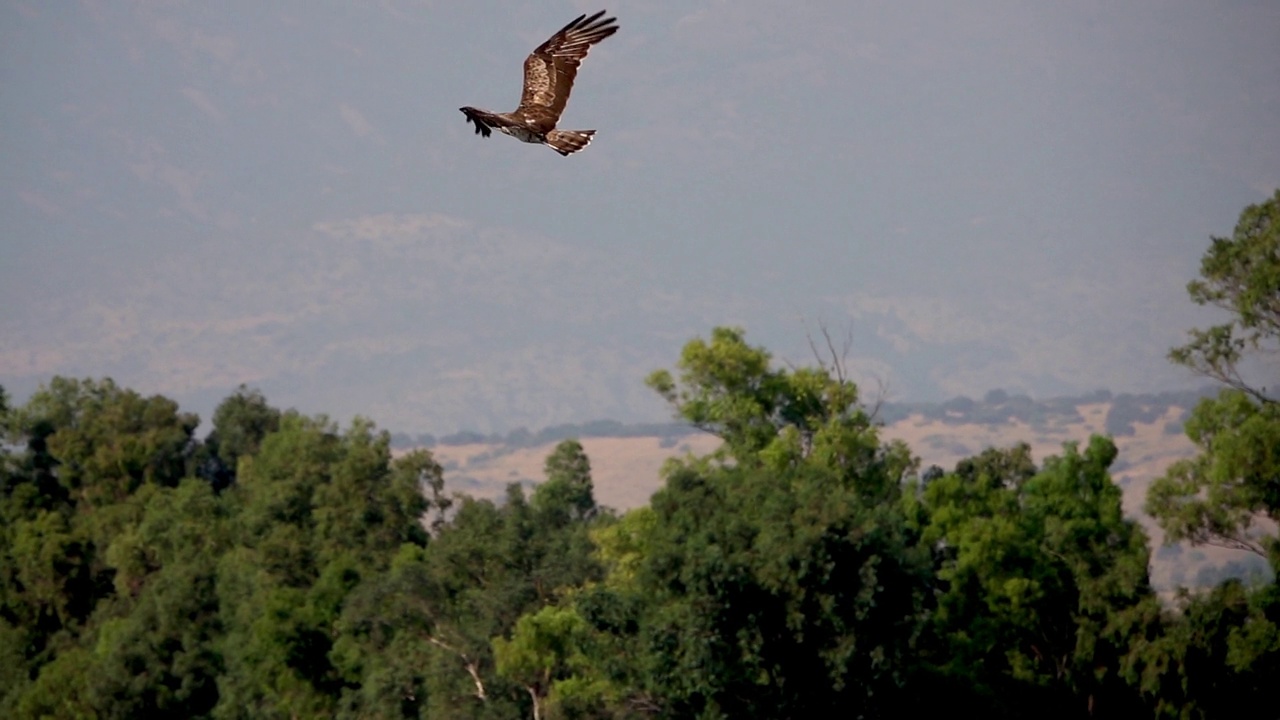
[1127,577,1280,718]
[12,378,198,506]
[545,328,934,717]
[1,377,204,713]
[0,381,462,718]
[536,440,597,523]
[905,438,1159,717]
[630,461,927,717]
[196,385,282,490]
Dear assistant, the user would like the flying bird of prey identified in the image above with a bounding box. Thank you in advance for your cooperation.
[460,10,619,156]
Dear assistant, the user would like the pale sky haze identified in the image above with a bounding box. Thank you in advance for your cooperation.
[2,1,1278,433]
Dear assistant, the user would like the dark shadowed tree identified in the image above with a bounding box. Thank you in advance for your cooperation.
[534,439,597,525]
[197,385,282,490]
[1,378,199,680]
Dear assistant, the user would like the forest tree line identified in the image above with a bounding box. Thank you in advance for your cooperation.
[1,191,1277,717]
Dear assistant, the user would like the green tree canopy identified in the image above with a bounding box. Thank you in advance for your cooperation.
[907,438,1157,716]
[9,377,198,508]
[534,439,597,524]
[1169,189,1279,401]
[536,328,932,717]
[646,326,912,502]
[197,384,283,489]
[1139,191,1280,718]
[1148,190,1280,560]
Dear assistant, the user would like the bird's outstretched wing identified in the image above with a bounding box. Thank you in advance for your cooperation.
[517,11,618,131]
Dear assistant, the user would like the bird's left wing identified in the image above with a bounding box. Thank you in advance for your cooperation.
[517,11,618,129]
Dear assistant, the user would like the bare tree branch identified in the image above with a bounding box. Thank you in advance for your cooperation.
[425,635,488,701]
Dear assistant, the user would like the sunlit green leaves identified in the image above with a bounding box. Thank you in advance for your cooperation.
[1173,189,1280,394]
[911,438,1157,715]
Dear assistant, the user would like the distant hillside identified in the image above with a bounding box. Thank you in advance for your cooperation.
[403,387,1272,591]
[875,387,1218,436]
[393,387,1218,451]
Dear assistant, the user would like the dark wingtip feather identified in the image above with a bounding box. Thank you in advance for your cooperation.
[459,107,492,138]
[560,10,617,37]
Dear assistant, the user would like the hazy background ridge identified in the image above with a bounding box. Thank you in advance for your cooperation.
[3,1,1278,432]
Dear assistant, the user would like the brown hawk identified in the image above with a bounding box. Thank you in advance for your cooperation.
[460,11,619,156]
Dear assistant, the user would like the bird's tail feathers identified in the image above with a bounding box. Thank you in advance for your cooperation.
[546,129,596,156]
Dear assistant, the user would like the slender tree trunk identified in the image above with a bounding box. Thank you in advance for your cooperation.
[526,685,542,720]
[424,635,487,701]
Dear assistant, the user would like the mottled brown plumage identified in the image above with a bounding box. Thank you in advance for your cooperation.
[460,11,618,156]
